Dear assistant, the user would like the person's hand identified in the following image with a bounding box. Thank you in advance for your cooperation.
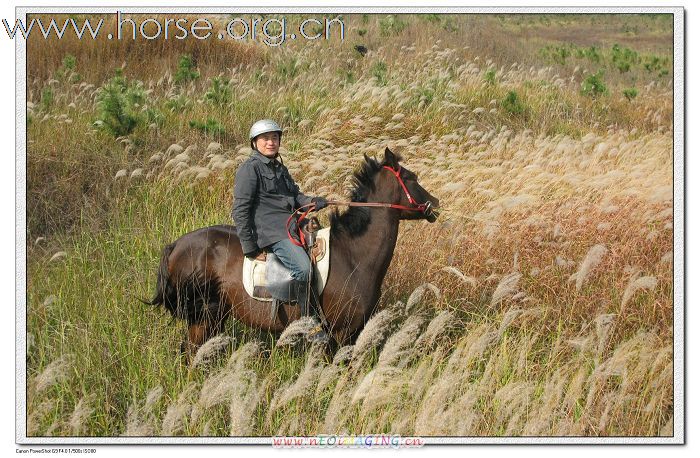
[312,197,328,211]
[245,248,262,260]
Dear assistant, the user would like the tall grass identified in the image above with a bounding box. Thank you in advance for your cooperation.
[25,13,674,437]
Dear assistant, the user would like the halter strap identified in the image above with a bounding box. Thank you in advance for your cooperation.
[382,165,416,206]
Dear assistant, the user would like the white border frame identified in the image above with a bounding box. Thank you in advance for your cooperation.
[15,5,685,445]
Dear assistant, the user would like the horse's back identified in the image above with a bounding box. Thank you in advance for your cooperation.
[168,224,242,273]
[172,224,240,250]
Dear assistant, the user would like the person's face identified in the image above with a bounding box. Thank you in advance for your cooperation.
[255,132,280,157]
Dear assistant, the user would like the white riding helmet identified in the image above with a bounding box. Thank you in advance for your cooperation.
[249,119,283,141]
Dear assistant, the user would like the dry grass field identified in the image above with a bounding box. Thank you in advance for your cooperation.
[24,13,674,437]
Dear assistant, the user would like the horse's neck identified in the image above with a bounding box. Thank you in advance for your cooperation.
[365,209,401,281]
[334,207,401,287]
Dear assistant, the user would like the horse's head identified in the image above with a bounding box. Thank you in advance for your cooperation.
[370,147,440,223]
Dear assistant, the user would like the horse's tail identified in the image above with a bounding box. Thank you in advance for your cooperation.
[139,242,176,309]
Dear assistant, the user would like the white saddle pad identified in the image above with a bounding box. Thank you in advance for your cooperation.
[242,227,331,301]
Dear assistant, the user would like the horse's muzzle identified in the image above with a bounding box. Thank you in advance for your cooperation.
[423,201,440,223]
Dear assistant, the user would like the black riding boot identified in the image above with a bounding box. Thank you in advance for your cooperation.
[293,279,328,343]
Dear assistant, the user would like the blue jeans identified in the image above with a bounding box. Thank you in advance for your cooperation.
[269,238,312,283]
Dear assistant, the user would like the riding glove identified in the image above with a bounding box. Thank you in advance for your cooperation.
[312,197,328,211]
[244,247,262,259]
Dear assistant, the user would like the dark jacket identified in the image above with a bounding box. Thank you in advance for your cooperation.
[232,150,315,255]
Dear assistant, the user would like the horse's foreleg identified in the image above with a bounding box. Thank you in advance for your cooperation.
[181,306,230,363]
[180,321,209,363]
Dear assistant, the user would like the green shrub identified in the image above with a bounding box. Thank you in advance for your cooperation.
[204,77,232,106]
[553,46,571,65]
[501,90,526,115]
[420,14,441,24]
[378,15,407,37]
[540,44,584,65]
[644,56,662,73]
[622,87,638,101]
[56,54,81,83]
[371,61,388,86]
[410,78,448,107]
[575,46,602,64]
[644,55,670,78]
[616,60,631,73]
[189,118,226,136]
[484,69,497,86]
[539,45,571,65]
[62,54,76,71]
[39,87,54,112]
[581,70,607,98]
[174,54,199,85]
[94,69,148,137]
[611,44,639,73]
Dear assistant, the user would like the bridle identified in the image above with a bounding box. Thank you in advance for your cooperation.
[287,165,436,248]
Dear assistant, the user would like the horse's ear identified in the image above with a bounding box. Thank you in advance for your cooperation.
[383,147,398,168]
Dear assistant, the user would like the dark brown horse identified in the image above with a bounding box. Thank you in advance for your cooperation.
[143,148,440,357]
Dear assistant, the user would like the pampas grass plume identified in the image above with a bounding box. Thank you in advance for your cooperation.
[569,244,608,291]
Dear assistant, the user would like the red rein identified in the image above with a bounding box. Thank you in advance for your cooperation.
[286,165,427,248]
[286,203,316,248]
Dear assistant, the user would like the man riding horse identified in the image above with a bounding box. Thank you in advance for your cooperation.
[231,119,329,343]
[144,138,440,359]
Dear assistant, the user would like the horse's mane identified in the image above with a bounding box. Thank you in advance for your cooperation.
[329,152,402,238]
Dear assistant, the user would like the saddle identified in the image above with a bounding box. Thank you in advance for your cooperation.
[242,223,331,303]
